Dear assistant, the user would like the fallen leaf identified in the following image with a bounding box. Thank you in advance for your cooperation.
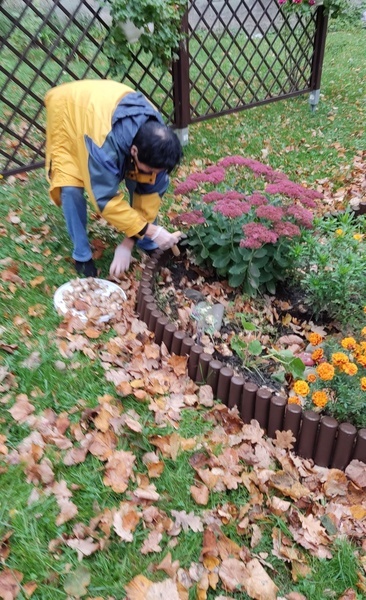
[66,537,100,561]
[63,565,91,598]
[269,471,311,500]
[55,497,78,526]
[245,558,278,600]
[103,450,136,493]
[171,510,203,532]
[8,394,35,423]
[345,460,366,488]
[190,484,209,506]
[273,430,296,450]
[0,568,23,600]
[113,503,141,541]
[29,275,45,287]
[140,529,163,555]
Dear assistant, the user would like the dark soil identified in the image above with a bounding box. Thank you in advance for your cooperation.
[154,251,336,393]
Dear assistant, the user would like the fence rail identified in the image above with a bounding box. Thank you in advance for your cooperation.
[0,0,327,177]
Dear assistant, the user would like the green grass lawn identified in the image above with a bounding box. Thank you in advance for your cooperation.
[0,18,366,600]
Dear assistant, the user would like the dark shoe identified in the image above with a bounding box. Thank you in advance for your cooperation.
[75,259,97,277]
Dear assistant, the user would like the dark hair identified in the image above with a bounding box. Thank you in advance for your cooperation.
[132,120,183,173]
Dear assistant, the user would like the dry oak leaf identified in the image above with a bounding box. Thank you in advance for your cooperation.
[218,558,247,592]
[269,471,311,500]
[29,275,45,287]
[103,450,136,493]
[8,394,35,423]
[0,531,12,561]
[323,469,349,498]
[132,483,160,502]
[171,510,204,533]
[190,484,209,506]
[113,502,141,542]
[345,460,366,489]
[0,568,23,600]
[167,354,188,377]
[23,581,37,597]
[0,435,8,456]
[140,529,163,555]
[88,430,117,461]
[337,589,358,600]
[55,497,78,526]
[273,430,296,450]
[245,559,278,600]
[156,552,180,578]
[198,385,214,407]
[125,575,180,600]
[66,537,100,561]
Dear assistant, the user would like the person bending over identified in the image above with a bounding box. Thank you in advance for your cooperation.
[45,79,183,278]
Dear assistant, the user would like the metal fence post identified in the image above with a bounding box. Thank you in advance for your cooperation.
[171,10,190,146]
[309,6,328,112]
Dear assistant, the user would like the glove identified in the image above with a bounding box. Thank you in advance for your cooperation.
[150,226,182,251]
[109,241,132,278]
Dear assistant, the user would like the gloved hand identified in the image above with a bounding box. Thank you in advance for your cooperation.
[109,239,134,278]
[150,226,183,251]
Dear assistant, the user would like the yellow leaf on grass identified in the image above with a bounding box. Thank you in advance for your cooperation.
[29,276,45,287]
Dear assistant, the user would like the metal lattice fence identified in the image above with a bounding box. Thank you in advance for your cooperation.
[0,0,327,177]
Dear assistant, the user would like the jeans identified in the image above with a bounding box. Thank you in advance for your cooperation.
[60,171,170,259]
[61,186,92,261]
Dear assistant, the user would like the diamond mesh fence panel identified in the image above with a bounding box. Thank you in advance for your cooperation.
[0,0,320,176]
[187,0,317,122]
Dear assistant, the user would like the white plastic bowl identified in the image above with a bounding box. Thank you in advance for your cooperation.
[53,278,127,323]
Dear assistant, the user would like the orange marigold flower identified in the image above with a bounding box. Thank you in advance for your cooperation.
[308,333,323,346]
[341,337,357,350]
[353,233,363,241]
[359,342,366,351]
[342,362,358,376]
[361,377,366,391]
[331,352,349,367]
[362,327,366,337]
[293,380,310,397]
[288,396,302,406]
[307,373,317,383]
[316,362,335,381]
[311,348,324,362]
[312,390,328,408]
[356,355,366,367]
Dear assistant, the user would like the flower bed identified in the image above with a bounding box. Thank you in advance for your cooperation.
[136,250,366,471]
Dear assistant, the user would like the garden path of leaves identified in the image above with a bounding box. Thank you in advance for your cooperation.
[0,151,365,599]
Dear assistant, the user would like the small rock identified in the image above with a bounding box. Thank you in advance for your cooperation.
[183,288,205,303]
[297,352,314,367]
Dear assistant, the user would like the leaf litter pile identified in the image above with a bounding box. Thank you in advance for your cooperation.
[0,152,366,599]
[1,259,366,600]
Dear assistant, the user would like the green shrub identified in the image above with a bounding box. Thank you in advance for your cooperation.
[290,209,366,328]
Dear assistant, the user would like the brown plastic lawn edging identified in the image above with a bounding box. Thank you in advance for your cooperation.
[136,250,366,471]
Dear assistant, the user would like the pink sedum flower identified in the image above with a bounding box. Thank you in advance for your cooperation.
[242,222,279,244]
[274,221,301,238]
[175,210,206,226]
[213,199,251,218]
[255,204,284,222]
[202,191,226,203]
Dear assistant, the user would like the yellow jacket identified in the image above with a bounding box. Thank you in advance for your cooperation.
[45,79,164,238]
